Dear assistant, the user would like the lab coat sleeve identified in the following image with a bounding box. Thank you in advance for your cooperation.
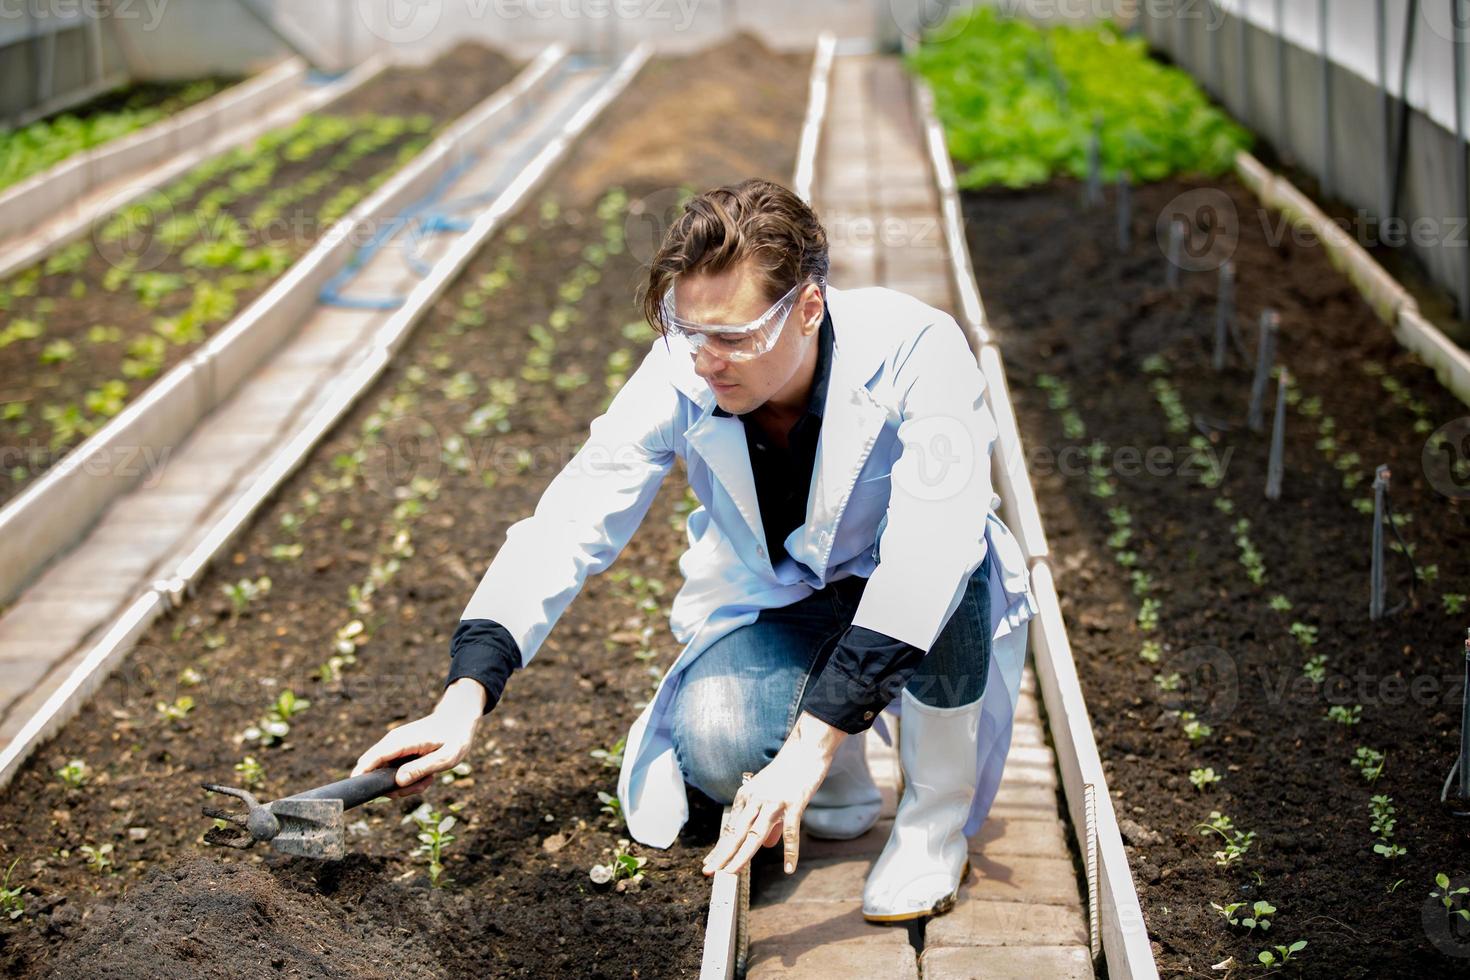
[459,343,679,665]
[850,314,998,652]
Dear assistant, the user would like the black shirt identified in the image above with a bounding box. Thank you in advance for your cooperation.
[446,306,926,735]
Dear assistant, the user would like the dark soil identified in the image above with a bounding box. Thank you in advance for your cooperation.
[0,35,811,979]
[964,175,1470,976]
[0,43,519,507]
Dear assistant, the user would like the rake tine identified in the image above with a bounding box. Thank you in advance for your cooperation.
[201,805,249,827]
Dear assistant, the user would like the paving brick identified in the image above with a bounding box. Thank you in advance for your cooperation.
[753,855,870,904]
[800,819,892,860]
[748,900,911,953]
[920,944,1092,979]
[926,898,1088,949]
[748,941,918,980]
[968,816,1069,858]
[962,854,1085,908]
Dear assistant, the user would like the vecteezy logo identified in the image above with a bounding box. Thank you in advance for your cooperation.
[360,413,445,498]
[91,186,176,273]
[358,0,442,45]
[1155,187,1239,274]
[1423,417,1470,500]
[623,186,691,269]
[890,416,975,502]
[888,0,977,45]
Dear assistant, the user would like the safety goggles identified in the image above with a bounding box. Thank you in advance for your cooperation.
[662,277,822,362]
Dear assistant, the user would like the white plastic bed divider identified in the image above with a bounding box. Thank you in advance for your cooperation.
[0,45,569,608]
[1231,149,1470,409]
[0,54,390,283]
[0,58,303,248]
[0,43,651,794]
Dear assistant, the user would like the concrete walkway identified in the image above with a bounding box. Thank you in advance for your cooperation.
[0,60,613,752]
[742,53,1092,980]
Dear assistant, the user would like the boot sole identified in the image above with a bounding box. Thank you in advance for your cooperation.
[861,859,970,923]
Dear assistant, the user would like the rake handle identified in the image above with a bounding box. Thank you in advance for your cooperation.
[286,758,419,811]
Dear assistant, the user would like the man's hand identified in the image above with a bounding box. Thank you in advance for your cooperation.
[701,712,845,877]
[352,678,486,798]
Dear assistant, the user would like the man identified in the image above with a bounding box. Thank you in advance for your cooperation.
[354,178,1036,921]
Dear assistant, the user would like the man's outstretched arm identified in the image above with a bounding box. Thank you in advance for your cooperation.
[354,342,680,791]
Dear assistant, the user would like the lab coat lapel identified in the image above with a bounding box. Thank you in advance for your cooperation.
[683,407,766,554]
[806,312,889,571]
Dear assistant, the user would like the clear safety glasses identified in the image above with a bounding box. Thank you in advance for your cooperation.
[662,278,822,362]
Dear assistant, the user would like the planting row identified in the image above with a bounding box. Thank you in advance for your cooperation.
[965,172,1470,976]
[0,35,812,979]
[0,45,519,507]
[1,77,237,194]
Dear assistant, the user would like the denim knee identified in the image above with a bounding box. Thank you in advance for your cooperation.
[671,710,779,804]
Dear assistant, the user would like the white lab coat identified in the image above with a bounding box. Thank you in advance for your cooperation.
[461,285,1038,848]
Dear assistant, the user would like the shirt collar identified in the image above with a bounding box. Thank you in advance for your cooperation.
[713,302,834,420]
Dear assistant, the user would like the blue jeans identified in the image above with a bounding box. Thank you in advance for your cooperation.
[669,554,993,805]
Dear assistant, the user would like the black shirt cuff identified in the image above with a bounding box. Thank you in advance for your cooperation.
[800,625,925,734]
[445,619,522,714]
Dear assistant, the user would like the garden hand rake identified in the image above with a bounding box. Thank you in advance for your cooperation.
[200,762,411,860]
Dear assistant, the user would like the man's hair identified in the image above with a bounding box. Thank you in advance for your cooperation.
[640,178,830,336]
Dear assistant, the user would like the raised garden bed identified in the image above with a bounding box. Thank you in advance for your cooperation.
[0,34,810,979]
[963,173,1470,976]
[0,43,520,508]
[1,76,240,194]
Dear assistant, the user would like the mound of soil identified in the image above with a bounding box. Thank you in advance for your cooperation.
[46,859,441,980]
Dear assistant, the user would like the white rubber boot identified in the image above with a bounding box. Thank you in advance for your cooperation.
[861,688,981,921]
[803,732,883,840]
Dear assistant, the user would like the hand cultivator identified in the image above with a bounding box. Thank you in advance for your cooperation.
[200,763,408,860]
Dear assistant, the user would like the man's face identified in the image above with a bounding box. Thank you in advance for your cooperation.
[673,258,824,416]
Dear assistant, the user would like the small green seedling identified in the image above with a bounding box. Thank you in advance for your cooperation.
[1288,622,1318,647]
[1257,940,1306,966]
[1350,747,1385,784]
[1213,899,1274,932]
[156,695,195,724]
[1444,593,1467,616]
[1431,873,1470,921]
[1197,811,1254,867]
[1302,654,1327,684]
[1138,640,1162,664]
[438,762,473,785]
[1268,594,1293,613]
[589,838,647,889]
[234,756,265,789]
[597,791,622,826]
[1326,704,1362,726]
[243,690,310,746]
[222,576,272,620]
[79,842,114,875]
[405,803,456,888]
[1,859,24,919]
[55,759,90,788]
[590,736,625,770]
[1154,672,1182,692]
[1188,767,1221,791]
[1137,598,1161,632]
[1370,795,1404,858]
[1179,711,1212,742]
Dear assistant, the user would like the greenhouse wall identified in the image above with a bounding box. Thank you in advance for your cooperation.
[1139,0,1470,324]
